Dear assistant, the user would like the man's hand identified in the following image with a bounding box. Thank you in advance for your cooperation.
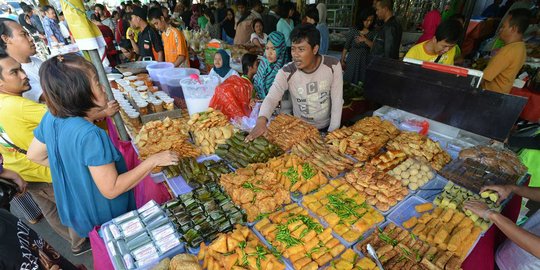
[481,185,514,205]
[127,29,135,40]
[12,175,27,194]
[463,200,493,219]
[245,117,268,142]
[104,100,120,117]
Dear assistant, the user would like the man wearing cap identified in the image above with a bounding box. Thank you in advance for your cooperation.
[128,6,164,61]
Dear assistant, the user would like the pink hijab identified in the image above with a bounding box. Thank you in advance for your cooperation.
[417,10,442,44]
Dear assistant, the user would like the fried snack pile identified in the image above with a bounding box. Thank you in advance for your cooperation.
[403,207,482,259]
[266,154,329,194]
[325,249,379,270]
[357,223,463,270]
[255,204,346,270]
[291,137,354,178]
[386,131,451,171]
[187,108,230,131]
[459,146,527,176]
[220,164,291,222]
[344,165,409,212]
[388,158,435,191]
[198,225,285,270]
[265,114,320,151]
[135,117,199,160]
[303,180,384,242]
[326,117,399,162]
[369,149,407,171]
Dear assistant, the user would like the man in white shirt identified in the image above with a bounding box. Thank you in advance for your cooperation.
[0,19,43,102]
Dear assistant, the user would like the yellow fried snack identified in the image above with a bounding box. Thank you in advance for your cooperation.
[415,203,434,213]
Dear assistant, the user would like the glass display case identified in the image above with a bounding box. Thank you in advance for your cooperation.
[324,0,358,30]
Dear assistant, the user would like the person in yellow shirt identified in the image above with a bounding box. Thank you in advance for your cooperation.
[0,54,90,255]
[482,8,530,94]
[148,7,189,67]
[405,19,464,65]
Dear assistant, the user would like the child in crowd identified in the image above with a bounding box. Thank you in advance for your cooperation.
[208,49,239,83]
[241,53,259,82]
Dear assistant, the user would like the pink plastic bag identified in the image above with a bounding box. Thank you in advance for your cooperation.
[89,226,113,270]
[106,118,171,207]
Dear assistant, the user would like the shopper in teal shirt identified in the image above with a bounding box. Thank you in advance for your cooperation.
[28,53,178,237]
[276,2,295,55]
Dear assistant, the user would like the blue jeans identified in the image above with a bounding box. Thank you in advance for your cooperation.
[222,29,234,45]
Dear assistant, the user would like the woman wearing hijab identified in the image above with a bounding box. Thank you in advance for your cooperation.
[253,31,287,99]
[209,49,239,83]
[417,10,442,44]
[221,8,236,44]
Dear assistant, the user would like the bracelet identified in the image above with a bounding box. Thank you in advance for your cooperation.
[482,209,495,220]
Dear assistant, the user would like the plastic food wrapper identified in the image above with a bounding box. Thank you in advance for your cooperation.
[400,119,430,135]
[231,102,261,132]
[209,75,252,120]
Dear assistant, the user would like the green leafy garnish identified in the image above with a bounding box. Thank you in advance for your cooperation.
[239,241,247,249]
[301,163,316,180]
[400,246,411,256]
[275,224,303,248]
[283,167,300,186]
[306,246,321,259]
[242,182,262,192]
[255,213,270,221]
[378,232,398,246]
[325,192,368,221]
[286,215,324,233]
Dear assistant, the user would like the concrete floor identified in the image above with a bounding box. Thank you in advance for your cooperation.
[11,202,94,269]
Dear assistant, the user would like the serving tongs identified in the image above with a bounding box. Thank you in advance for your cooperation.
[367,244,385,270]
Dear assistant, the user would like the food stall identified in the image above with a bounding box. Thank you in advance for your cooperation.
[90,56,531,270]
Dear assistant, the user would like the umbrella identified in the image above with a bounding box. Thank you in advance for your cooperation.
[59,0,129,141]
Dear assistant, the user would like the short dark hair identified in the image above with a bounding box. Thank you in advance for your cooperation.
[305,6,319,24]
[94,4,105,10]
[251,18,263,30]
[204,8,215,24]
[0,18,15,51]
[434,19,463,43]
[147,7,163,21]
[251,0,262,8]
[0,52,12,80]
[357,7,375,28]
[22,4,33,14]
[39,53,100,118]
[242,53,258,74]
[290,24,320,48]
[236,0,247,7]
[90,13,101,22]
[42,5,54,13]
[508,8,531,34]
[377,0,393,12]
[278,2,294,18]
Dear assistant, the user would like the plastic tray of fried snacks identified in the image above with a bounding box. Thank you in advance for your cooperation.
[384,200,484,261]
[298,186,386,248]
[252,202,372,270]
[353,221,471,270]
[322,248,382,270]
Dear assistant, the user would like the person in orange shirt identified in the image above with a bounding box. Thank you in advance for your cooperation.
[482,8,530,94]
[148,7,189,67]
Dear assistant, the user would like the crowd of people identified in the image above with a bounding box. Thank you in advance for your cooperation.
[0,0,538,269]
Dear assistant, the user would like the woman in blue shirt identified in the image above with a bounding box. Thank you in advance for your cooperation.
[27,53,178,237]
[276,2,295,60]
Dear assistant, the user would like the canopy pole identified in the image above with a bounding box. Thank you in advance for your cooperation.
[87,49,130,141]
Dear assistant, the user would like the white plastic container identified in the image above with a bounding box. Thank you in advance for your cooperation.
[146,62,174,86]
[180,75,219,115]
[162,68,200,99]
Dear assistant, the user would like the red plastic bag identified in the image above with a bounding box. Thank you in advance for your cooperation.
[209,75,252,120]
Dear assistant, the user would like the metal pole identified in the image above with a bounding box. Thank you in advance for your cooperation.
[87,49,130,141]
